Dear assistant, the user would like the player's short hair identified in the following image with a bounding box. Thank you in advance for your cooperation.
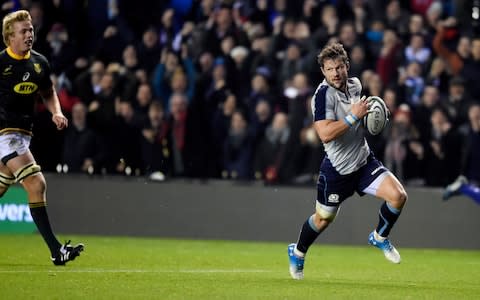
[317,42,349,68]
[2,10,32,46]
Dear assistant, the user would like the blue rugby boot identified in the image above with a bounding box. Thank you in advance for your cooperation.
[288,243,304,279]
[368,231,401,264]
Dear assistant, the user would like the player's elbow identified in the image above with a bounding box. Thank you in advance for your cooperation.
[318,130,337,143]
[319,134,333,144]
[314,121,334,143]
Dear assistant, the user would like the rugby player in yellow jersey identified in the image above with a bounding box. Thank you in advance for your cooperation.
[0,10,83,265]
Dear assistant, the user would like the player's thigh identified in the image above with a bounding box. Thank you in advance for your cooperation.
[5,150,36,171]
[316,170,355,222]
[375,173,407,209]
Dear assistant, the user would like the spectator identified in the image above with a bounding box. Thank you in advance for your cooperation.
[158,8,177,49]
[460,38,480,100]
[249,35,277,80]
[152,47,196,110]
[269,17,295,62]
[384,0,410,40]
[443,76,473,129]
[250,99,272,147]
[424,107,463,186]
[136,26,162,75]
[132,83,155,128]
[222,110,253,179]
[337,22,359,53]
[95,23,130,65]
[167,93,206,177]
[407,14,428,39]
[365,72,383,98]
[376,29,402,87]
[201,2,249,57]
[413,85,441,140]
[432,17,470,76]
[384,104,425,184]
[425,57,450,94]
[442,103,480,204]
[254,112,297,184]
[45,23,77,77]
[229,45,251,102]
[311,5,339,50]
[244,69,274,116]
[140,101,171,178]
[62,102,107,174]
[86,71,118,137]
[109,100,143,175]
[203,57,230,123]
[278,42,305,87]
[210,93,237,177]
[73,60,105,106]
[404,33,431,68]
[365,19,386,58]
[398,61,425,107]
[348,44,369,78]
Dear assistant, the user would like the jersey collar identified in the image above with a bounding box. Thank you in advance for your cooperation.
[6,47,31,60]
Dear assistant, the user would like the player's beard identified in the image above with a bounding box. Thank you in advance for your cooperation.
[327,77,346,91]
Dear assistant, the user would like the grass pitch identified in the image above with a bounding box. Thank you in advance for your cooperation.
[0,235,479,299]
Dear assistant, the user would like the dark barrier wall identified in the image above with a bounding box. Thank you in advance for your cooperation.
[45,174,480,249]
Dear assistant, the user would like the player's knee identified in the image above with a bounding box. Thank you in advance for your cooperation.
[390,188,407,208]
[315,202,338,223]
[23,175,46,194]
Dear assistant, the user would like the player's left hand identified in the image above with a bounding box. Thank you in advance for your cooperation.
[351,96,370,119]
[52,113,68,130]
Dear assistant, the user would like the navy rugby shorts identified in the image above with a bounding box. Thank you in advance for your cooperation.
[317,153,387,207]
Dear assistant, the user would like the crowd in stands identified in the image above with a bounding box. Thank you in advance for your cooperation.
[5,0,480,187]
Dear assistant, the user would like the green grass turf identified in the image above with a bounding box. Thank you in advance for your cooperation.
[0,235,479,299]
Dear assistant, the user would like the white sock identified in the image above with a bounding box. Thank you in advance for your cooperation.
[374,231,386,242]
[294,247,305,258]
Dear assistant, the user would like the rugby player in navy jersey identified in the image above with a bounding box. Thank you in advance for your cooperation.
[288,43,407,279]
[0,10,83,265]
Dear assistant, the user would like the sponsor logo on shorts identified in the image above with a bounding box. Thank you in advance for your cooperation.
[328,194,339,203]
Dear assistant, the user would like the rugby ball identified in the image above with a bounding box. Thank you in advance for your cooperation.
[363,96,389,135]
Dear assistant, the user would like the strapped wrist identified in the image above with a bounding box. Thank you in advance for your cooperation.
[344,113,358,127]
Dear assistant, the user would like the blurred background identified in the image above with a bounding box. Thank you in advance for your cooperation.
[1,0,479,188]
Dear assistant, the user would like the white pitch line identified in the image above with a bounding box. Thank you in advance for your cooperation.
[0,269,271,274]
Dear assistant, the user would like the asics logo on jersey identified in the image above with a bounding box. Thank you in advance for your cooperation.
[328,194,340,203]
[22,72,30,81]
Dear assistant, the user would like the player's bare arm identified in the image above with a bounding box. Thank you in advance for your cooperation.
[313,97,369,143]
[39,86,68,130]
